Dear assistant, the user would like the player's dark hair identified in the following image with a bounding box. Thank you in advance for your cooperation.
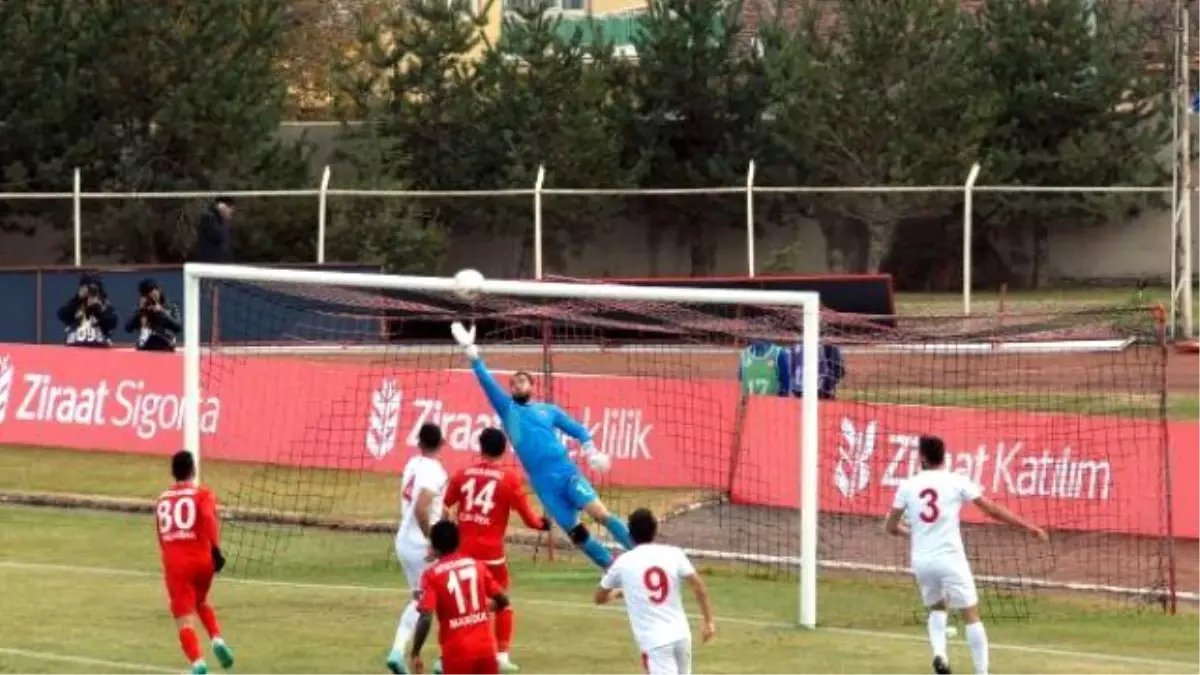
[430,519,459,556]
[171,450,196,482]
[919,435,946,468]
[479,427,507,458]
[512,370,533,384]
[628,508,658,545]
[417,424,443,453]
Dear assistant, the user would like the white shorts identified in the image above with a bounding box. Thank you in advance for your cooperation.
[641,638,692,675]
[913,558,979,609]
[394,539,429,592]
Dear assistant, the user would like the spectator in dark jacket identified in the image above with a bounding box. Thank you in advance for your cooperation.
[57,272,119,347]
[194,196,235,262]
[126,278,182,352]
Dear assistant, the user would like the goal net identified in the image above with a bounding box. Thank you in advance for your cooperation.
[185,264,1182,631]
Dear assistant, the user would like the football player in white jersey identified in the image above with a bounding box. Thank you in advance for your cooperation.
[595,508,716,675]
[885,436,1048,675]
[388,423,449,674]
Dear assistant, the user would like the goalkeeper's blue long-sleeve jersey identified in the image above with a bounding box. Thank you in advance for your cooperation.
[470,358,592,480]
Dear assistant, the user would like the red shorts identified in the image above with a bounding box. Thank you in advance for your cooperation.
[485,562,509,591]
[163,559,214,618]
[440,653,498,675]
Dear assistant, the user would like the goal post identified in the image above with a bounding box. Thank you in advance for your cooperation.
[181,262,824,629]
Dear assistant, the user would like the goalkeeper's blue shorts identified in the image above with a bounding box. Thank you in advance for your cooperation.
[533,468,599,531]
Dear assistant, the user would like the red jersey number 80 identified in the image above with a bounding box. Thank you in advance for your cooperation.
[157,496,198,535]
[918,488,940,524]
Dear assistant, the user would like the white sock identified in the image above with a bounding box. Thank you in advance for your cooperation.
[391,601,419,653]
[927,610,948,660]
[497,652,510,664]
[211,636,225,646]
[966,621,989,675]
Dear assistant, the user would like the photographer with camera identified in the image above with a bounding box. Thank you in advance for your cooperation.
[126,278,182,352]
[57,272,119,347]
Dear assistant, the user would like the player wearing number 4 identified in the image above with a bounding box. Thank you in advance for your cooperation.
[885,436,1048,675]
[450,321,635,569]
[155,450,234,675]
[595,509,716,675]
[445,427,550,673]
[411,520,511,675]
[389,424,450,675]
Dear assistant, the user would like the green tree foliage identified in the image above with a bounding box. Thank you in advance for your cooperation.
[0,0,316,263]
[759,0,996,274]
[973,0,1172,286]
[624,0,767,274]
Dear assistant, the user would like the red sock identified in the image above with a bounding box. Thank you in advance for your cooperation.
[178,626,203,663]
[495,607,514,652]
[197,604,222,639]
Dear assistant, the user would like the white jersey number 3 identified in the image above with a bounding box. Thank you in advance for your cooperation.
[459,477,497,515]
[918,488,940,523]
[157,497,197,534]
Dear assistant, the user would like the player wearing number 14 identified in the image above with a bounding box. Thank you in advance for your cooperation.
[155,450,234,675]
[885,436,1048,675]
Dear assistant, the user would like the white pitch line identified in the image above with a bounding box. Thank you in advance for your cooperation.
[0,559,1196,672]
[0,646,175,673]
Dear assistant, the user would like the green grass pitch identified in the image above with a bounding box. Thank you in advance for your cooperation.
[0,444,1197,674]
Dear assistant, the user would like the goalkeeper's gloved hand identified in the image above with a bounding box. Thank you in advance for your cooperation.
[211,546,226,574]
[583,441,612,473]
[450,321,479,360]
[538,516,552,532]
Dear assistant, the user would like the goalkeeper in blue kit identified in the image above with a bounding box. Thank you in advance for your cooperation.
[451,322,634,568]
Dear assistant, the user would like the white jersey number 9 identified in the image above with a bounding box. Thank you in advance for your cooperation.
[157,496,197,534]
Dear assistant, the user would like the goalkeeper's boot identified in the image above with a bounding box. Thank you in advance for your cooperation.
[386,649,407,674]
[932,656,952,674]
[190,660,209,675]
[212,638,235,670]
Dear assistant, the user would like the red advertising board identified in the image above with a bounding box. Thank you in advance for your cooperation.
[0,344,1195,538]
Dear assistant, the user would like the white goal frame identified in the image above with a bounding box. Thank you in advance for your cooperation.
[182,263,824,628]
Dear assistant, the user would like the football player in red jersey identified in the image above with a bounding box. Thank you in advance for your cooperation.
[445,427,550,673]
[155,450,234,674]
[411,521,510,675]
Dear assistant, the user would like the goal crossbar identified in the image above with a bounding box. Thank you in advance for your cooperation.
[182,263,824,628]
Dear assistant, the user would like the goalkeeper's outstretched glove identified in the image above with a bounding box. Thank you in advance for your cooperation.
[211,546,226,574]
[450,321,479,360]
[583,441,611,473]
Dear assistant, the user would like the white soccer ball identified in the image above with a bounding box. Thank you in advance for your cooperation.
[453,268,485,301]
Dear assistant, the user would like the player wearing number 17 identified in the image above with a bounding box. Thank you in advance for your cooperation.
[155,450,234,674]
[885,436,1048,675]
[450,321,635,569]
[595,509,716,675]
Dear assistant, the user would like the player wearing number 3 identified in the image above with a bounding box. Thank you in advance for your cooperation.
[155,450,234,674]
[595,509,716,675]
[445,427,550,673]
[885,436,1048,675]
[450,321,635,569]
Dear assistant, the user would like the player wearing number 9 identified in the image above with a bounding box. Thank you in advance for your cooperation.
[450,321,636,570]
[155,450,234,675]
[595,509,716,675]
[885,436,1048,675]
[411,521,511,675]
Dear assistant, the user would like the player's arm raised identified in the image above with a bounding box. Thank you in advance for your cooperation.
[451,322,512,415]
[973,495,1048,541]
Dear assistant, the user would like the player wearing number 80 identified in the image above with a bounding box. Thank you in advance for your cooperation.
[445,427,551,673]
[411,521,511,675]
[595,509,716,675]
[155,450,234,674]
[885,436,1049,675]
[450,321,635,569]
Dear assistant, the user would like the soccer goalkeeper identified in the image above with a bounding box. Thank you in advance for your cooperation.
[450,321,634,569]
